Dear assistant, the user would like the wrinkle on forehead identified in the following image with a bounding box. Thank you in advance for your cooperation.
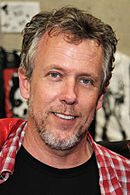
[37,33,103,62]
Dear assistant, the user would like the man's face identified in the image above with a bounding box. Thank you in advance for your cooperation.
[20,34,103,150]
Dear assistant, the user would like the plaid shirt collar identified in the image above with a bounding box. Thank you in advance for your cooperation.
[88,134,130,194]
[0,121,27,183]
[0,121,130,194]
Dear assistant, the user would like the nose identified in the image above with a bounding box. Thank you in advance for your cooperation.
[59,78,77,105]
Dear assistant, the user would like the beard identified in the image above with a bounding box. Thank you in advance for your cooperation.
[28,99,89,151]
[39,128,86,151]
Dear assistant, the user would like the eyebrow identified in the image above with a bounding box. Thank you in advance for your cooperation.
[44,64,64,71]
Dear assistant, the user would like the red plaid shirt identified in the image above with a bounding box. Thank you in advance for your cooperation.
[0,119,130,194]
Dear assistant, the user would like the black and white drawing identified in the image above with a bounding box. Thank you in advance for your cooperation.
[9,71,28,119]
[96,52,130,141]
[0,1,40,32]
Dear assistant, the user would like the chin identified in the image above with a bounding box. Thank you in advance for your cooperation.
[40,129,86,151]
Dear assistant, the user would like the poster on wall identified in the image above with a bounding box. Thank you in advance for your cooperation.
[0,1,40,33]
[95,52,130,141]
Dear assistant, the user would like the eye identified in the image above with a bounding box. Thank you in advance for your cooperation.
[50,72,60,78]
[80,78,93,85]
[47,71,63,81]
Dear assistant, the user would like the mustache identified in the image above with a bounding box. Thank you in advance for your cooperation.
[48,105,82,117]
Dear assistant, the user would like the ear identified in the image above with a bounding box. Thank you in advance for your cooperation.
[96,94,104,111]
[18,67,30,99]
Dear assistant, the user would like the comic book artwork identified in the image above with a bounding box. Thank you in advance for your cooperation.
[96,52,130,141]
[0,1,40,32]
[9,71,28,119]
[0,48,28,120]
[3,69,28,120]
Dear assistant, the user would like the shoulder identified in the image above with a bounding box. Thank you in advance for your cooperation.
[93,143,130,193]
[88,133,130,169]
[0,118,25,149]
[96,143,130,166]
[0,118,26,184]
[95,143,130,181]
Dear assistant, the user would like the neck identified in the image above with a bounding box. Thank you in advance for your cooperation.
[23,124,93,169]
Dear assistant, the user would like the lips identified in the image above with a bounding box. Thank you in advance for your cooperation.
[53,112,77,120]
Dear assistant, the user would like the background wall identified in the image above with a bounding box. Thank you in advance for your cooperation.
[0,0,130,56]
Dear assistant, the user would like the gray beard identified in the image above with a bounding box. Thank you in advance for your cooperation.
[39,127,86,151]
[29,108,86,151]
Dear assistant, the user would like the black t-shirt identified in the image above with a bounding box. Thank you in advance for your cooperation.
[0,145,101,195]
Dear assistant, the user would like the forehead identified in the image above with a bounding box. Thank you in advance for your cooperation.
[36,33,103,60]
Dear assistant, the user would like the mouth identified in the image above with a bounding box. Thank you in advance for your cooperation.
[53,112,77,120]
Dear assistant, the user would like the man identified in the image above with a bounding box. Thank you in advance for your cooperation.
[0,6,129,194]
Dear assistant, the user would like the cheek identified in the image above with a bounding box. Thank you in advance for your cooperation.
[31,81,60,106]
[77,94,98,123]
[78,91,98,111]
